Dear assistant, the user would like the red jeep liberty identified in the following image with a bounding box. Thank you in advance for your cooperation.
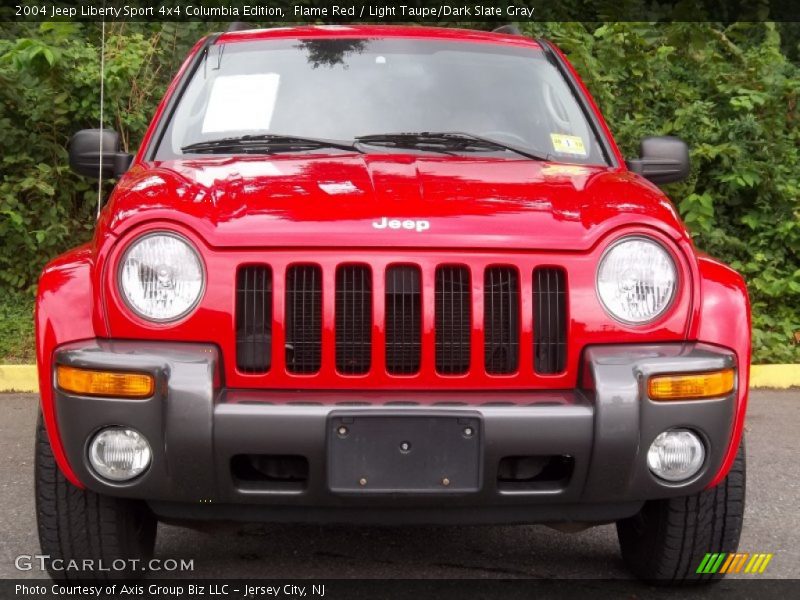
[35,25,749,583]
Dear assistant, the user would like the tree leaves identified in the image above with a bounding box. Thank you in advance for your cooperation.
[0,21,220,297]
[523,22,799,363]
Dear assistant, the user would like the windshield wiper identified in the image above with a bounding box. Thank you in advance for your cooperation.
[181,134,361,154]
[355,131,550,161]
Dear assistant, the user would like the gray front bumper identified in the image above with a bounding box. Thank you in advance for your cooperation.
[52,341,736,525]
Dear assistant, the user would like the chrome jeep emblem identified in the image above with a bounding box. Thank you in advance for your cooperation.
[372,217,430,233]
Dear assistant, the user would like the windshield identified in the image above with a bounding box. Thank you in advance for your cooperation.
[156,37,609,165]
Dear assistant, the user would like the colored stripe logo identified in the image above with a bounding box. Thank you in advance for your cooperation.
[696,553,774,574]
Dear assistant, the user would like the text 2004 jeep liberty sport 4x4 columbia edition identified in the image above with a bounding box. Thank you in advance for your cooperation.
[35,25,749,583]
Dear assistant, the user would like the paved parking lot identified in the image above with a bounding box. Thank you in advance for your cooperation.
[0,390,797,581]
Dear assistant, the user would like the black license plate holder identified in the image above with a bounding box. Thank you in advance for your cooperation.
[327,412,482,493]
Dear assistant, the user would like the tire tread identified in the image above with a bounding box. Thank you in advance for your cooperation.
[35,415,156,581]
[617,441,746,584]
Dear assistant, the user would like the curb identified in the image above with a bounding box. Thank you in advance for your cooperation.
[0,364,797,393]
[749,364,800,390]
[0,365,38,393]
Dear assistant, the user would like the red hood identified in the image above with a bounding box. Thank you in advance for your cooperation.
[102,154,688,251]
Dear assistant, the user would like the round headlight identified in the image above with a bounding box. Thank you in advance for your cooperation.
[119,232,204,322]
[647,429,705,482]
[596,236,677,324]
[88,427,152,482]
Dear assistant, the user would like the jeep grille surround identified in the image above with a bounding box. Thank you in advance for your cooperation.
[385,266,422,375]
[235,265,272,374]
[484,266,520,375]
[230,255,575,386]
[533,267,567,374]
[285,265,322,374]
[335,265,372,375]
[435,266,472,375]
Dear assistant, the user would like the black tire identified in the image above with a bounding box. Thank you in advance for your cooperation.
[35,414,157,581]
[617,440,746,584]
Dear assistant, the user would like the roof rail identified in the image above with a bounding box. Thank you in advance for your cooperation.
[227,22,251,32]
[492,24,522,35]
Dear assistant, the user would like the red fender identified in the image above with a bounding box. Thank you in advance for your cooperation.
[35,244,101,488]
[696,255,751,487]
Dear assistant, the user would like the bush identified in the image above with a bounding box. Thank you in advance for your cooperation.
[0,22,216,293]
[0,294,34,363]
[526,22,799,363]
[0,21,797,363]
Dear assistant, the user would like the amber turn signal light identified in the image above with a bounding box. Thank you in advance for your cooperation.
[56,365,154,399]
[648,369,735,401]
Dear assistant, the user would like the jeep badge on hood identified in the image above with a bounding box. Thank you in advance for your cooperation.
[372,217,431,232]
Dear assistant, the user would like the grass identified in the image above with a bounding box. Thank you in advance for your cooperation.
[0,293,35,363]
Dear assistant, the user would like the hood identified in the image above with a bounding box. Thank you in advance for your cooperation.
[103,154,688,251]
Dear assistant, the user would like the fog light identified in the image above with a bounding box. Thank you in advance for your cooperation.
[647,429,705,482]
[88,427,151,482]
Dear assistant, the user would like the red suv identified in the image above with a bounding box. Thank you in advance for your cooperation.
[36,25,749,583]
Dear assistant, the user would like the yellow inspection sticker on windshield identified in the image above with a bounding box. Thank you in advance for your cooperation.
[550,133,587,156]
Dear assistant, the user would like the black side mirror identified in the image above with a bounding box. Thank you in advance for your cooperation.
[626,136,690,185]
[68,129,133,179]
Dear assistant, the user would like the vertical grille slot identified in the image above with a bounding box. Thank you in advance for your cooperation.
[385,266,421,375]
[534,267,567,374]
[285,265,322,374]
[484,266,520,375]
[435,266,471,375]
[335,265,372,375]
[236,266,272,374]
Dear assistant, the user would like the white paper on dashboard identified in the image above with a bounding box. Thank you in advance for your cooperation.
[202,73,280,133]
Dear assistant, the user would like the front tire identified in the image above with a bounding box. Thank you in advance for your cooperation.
[35,414,157,581]
[616,441,746,584]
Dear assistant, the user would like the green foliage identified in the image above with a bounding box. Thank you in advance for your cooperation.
[524,22,800,363]
[0,21,797,363]
[0,294,35,363]
[0,21,217,294]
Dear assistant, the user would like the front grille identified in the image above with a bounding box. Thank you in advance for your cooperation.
[385,265,421,375]
[484,266,520,375]
[533,267,567,374]
[231,259,569,383]
[335,265,372,375]
[235,266,272,373]
[435,266,471,375]
[285,265,322,374]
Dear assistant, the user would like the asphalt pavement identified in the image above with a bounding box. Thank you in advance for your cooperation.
[0,391,797,581]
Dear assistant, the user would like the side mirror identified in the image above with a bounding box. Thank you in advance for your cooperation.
[68,129,133,179]
[626,136,690,185]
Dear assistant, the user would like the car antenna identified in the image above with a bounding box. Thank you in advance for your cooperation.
[227,22,251,32]
[492,24,522,35]
[97,16,105,220]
